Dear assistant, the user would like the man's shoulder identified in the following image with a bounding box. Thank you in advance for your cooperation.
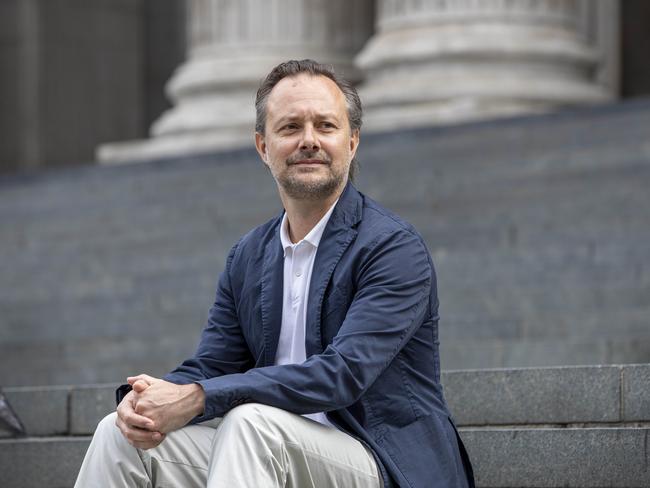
[358,192,420,239]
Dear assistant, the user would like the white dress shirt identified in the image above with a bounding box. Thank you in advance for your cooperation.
[276,200,338,427]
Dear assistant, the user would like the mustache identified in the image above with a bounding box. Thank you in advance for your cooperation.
[286,151,332,165]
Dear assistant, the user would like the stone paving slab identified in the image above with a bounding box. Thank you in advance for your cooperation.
[0,386,70,438]
[442,366,621,425]
[459,426,650,487]
[0,437,90,488]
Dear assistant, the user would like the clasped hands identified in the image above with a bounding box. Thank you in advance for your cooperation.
[115,374,206,450]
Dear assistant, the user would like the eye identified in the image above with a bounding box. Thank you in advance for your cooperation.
[319,121,337,130]
[280,123,299,132]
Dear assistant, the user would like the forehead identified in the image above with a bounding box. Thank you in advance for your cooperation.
[266,74,347,119]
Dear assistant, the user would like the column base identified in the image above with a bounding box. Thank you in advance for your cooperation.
[96,127,252,165]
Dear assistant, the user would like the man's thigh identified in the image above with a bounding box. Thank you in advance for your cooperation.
[207,403,382,488]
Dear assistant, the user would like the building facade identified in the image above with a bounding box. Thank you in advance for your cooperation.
[1,0,649,170]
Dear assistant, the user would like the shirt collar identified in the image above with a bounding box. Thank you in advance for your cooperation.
[280,198,339,256]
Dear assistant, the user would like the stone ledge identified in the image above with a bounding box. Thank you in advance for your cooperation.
[459,426,650,487]
[444,364,650,425]
[0,437,91,488]
[2,365,649,439]
[442,365,625,425]
[69,384,120,435]
[1,384,118,438]
[0,386,71,438]
[1,427,648,488]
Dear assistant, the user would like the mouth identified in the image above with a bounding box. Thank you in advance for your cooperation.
[292,159,327,165]
[287,152,331,166]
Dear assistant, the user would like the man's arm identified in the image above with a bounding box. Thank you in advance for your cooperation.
[196,228,434,420]
[115,242,250,441]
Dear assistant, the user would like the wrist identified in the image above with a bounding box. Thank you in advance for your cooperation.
[187,383,206,417]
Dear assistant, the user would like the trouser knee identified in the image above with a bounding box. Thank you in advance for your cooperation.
[221,403,278,427]
[93,411,127,446]
[218,403,284,441]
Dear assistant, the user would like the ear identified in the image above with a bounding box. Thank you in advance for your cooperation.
[349,129,360,160]
[255,132,269,164]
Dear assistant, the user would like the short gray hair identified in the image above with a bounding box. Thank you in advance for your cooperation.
[255,59,362,134]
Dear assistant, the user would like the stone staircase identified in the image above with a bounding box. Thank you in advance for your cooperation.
[1,364,648,487]
[1,98,649,485]
[2,98,650,386]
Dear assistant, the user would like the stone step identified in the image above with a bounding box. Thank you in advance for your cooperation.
[1,365,648,438]
[2,428,648,487]
[444,365,649,425]
[2,99,650,384]
[0,364,647,487]
[0,426,650,488]
[461,426,650,488]
[4,318,650,388]
[0,437,91,488]
[441,337,650,370]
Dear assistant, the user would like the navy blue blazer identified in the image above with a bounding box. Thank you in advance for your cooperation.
[164,183,474,488]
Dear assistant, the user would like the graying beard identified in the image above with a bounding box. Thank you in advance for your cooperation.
[279,173,343,200]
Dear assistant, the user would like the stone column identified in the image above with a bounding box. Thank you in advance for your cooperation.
[355,0,618,132]
[98,0,374,163]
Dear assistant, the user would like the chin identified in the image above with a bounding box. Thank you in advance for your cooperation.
[280,175,343,200]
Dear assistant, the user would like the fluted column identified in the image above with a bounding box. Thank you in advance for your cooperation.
[99,0,373,163]
[355,0,618,132]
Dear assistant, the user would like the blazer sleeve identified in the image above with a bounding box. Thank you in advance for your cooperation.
[193,228,434,422]
[163,241,254,385]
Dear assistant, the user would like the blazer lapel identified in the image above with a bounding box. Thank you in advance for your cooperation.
[305,183,362,356]
[260,224,285,366]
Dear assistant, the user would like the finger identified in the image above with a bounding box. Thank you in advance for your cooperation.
[127,374,157,386]
[116,413,164,443]
[131,435,165,451]
[123,426,164,445]
[117,396,154,430]
[121,408,156,431]
[132,379,150,394]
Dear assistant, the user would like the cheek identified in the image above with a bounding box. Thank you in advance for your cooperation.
[270,139,297,158]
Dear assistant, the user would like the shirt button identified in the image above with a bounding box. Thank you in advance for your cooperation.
[295,270,302,277]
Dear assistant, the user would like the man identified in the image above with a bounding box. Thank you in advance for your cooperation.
[75,59,474,488]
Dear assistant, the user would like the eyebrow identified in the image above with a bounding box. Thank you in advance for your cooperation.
[274,112,341,126]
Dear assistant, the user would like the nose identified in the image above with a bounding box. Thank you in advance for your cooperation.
[299,124,320,152]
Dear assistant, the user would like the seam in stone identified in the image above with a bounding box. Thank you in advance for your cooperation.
[620,366,625,422]
[65,388,72,436]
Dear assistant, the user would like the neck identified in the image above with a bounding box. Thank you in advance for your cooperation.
[280,187,344,243]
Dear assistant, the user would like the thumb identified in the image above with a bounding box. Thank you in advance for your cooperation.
[127,374,157,386]
[132,379,150,393]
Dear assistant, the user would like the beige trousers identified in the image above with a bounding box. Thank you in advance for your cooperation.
[75,403,383,488]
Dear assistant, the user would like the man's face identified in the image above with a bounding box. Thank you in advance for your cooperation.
[255,74,359,201]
